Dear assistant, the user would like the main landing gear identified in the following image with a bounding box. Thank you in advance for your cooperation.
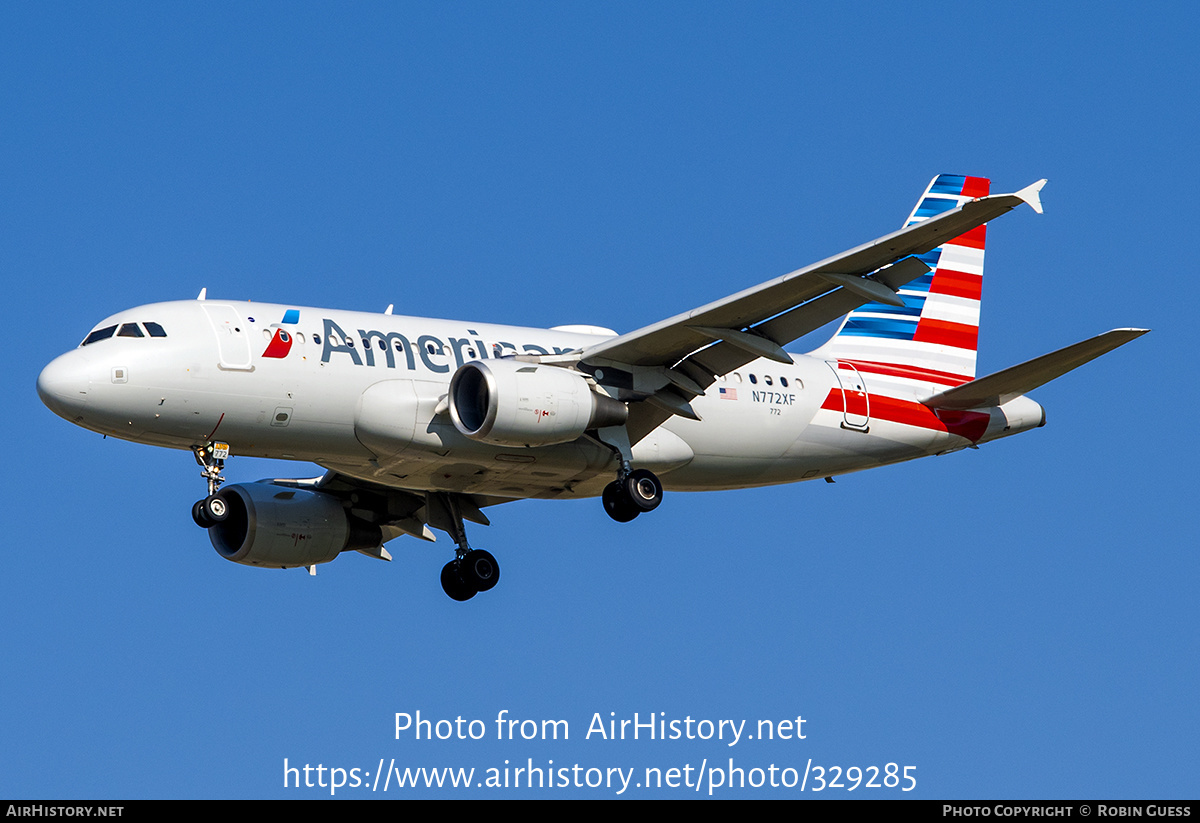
[601,466,663,523]
[593,427,664,523]
[441,548,500,602]
[190,442,230,529]
[427,492,501,602]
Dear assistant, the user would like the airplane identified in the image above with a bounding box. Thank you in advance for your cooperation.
[37,175,1147,601]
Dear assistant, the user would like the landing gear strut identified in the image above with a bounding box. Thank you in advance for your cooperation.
[191,442,229,529]
[427,493,501,602]
[595,426,664,523]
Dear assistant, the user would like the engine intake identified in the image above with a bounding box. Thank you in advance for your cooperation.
[448,359,627,447]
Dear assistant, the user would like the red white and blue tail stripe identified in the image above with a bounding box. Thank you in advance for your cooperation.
[815,174,990,388]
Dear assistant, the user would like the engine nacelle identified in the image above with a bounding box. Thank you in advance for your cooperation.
[208,482,383,569]
[448,359,627,447]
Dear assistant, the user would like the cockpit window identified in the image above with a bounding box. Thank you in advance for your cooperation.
[80,321,168,346]
[81,325,117,346]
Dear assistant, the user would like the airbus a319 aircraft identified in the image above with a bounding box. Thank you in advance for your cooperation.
[38,175,1146,600]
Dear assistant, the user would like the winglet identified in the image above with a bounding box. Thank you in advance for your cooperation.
[1015,179,1047,214]
[197,287,207,300]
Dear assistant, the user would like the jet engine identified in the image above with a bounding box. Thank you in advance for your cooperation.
[207,482,383,568]
[448,360,627,447]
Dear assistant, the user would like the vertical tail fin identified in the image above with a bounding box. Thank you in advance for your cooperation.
[816,174,990,387]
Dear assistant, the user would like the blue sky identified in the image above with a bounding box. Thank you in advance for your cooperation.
[3,2,1194,798]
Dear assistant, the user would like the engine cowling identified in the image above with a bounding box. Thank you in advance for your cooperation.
[448,359,627,447]
[208,482,383,569]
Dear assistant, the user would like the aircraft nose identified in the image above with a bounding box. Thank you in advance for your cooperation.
[37,351,92,420]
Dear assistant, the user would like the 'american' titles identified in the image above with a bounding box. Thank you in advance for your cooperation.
[320,318,578,372]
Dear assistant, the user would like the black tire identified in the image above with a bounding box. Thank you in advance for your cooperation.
[440,561,476,601]
[624,469,663,512]
[602,481,639,523]
[461,549,500,592]
[191,499,214,529]
[202,494,229,523]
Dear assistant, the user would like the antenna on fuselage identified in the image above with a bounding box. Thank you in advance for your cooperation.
[197,288,207,300]
[384,304,394,315]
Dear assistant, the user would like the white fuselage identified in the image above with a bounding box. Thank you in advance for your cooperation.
[37,299,1042,501]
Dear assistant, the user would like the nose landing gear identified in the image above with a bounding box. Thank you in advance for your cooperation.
[190,442,230,529]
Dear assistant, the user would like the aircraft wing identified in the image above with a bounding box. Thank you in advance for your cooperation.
[273,469,517,548]
[569,179,1046,439]
[577,180,1047,373]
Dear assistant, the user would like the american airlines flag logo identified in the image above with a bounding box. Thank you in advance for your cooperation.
[262,328,293,359]
[262,309,301,359]
[719,387,737,400]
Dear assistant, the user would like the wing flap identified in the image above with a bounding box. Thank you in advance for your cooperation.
[639,257,933,398]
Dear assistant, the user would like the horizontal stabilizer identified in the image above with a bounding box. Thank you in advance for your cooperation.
[922,328,1149,410]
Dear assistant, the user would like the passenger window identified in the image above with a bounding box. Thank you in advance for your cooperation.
[780,377,788,387]
[81,325,117,346]
[144,322,167,337]
[117,323,144,338]
[749,374,757,384]
[313,334,321,345]
[765,375,773,386]
[378,339,386,351]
